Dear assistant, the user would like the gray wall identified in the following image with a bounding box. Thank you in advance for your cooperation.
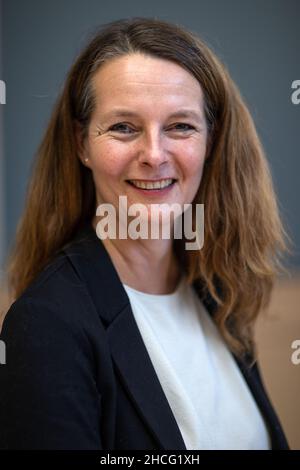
[2,0,300,270]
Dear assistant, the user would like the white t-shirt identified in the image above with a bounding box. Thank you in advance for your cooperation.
[122,275,271,450]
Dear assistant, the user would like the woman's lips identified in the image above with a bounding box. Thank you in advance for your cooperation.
[126,179,177,196]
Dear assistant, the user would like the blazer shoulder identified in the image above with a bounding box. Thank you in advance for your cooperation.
[2,252,103,341]
[24,251,86,297]
[0,254,106,450]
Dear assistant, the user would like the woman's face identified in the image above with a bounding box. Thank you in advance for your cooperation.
[81,53,208,230]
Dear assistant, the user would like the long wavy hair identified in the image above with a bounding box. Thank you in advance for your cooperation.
[5,17,292,358]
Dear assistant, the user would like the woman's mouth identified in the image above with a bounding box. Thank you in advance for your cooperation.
[125,178,177,196]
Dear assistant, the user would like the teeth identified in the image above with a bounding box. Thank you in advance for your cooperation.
[129,179,174,190]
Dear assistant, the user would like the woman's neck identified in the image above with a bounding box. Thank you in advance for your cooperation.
[92,218,181,294]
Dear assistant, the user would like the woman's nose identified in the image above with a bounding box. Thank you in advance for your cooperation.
[137,127,169,167]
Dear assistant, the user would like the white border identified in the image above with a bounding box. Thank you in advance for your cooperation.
[0,0,5,276]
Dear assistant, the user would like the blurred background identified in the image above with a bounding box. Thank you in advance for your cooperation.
[0,0,299,449]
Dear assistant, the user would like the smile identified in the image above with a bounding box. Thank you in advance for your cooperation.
[126,178,176,190]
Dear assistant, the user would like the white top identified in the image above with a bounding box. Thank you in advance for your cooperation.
[122,275,271,450]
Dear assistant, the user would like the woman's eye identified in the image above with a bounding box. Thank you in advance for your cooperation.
[171,123,195,131]
[108,122,195,135]
[108,123,135,134]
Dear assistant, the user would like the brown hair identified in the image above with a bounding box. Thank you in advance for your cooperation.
[5,17,292,357]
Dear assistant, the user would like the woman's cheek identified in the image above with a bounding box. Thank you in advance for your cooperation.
[91,142,129,177]
[181,151,206,177]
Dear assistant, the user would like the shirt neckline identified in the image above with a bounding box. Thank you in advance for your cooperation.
[123,274,186,299]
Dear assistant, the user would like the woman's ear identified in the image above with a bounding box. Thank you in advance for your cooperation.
[75,120,90,167]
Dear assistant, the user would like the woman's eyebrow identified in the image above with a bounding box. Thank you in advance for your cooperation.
[101,108,205,123]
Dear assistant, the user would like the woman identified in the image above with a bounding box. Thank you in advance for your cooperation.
[0,17,291,450]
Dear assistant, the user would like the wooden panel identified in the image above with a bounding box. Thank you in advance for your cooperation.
[255,274,300,449]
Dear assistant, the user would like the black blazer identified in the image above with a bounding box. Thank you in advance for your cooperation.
[0,224,289,450]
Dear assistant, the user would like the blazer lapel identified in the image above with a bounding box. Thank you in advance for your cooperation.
[62,224,187,450]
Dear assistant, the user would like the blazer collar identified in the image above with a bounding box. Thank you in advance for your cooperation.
[62,223,279,450]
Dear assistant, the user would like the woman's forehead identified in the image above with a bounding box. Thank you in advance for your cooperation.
[92,53,203,96]
[91,54,204,117]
